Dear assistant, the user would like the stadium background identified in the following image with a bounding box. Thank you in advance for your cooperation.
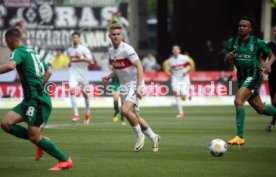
[0,0,275,108]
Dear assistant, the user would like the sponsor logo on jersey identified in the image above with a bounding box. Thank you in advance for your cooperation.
[112,58,133,69]
[236,53,252,59]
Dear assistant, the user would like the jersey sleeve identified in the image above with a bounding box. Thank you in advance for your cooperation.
[258,39,271,56]
[126,46,139,63]
[83,47,92,59]
[9,50,24,64]
[224,38,233,56]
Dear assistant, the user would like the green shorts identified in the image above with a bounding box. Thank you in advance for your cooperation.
[238,70,262,95]
[111,77,120,92]
[12,94,52,128]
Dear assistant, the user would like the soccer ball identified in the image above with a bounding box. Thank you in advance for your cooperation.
[209,139,227,157]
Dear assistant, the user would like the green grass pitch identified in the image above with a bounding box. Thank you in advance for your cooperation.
[0,106,276,177]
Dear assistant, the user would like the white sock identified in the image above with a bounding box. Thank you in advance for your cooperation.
[70,94,79,116]
[143,127,156,141]
[132,124,144,138]
[176,96,183,114]
[84,97,90,114]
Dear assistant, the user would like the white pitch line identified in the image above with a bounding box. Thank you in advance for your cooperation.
[45,122,114,128]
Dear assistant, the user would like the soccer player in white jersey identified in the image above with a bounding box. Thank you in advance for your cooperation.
[167,45,191,118]
[67,32,94,124]
[102,24,160,152]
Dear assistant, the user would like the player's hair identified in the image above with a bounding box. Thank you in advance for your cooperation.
[239,16,255,29]
[72,31,80,37]
[172,44,181,50]
[5,27,21,40]
[109,23,122,31]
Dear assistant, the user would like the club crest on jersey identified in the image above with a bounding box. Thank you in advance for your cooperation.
[249,44,254,52]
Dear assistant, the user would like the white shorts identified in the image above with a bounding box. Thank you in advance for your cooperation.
[120,84,144,112]
[171,76,191,96]
[69,74,89,88]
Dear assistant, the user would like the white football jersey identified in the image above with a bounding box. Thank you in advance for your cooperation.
[168,54,190,80]
[109,42,142,86]
[67,44,92,79]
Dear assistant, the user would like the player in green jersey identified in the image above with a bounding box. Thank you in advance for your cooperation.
[0,28,73,171]
[224,17,276,145]
[109,59,126,125]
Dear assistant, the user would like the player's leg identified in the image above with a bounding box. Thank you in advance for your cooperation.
[121,87,145,151]
[228,87,252,145]
[69,76,79,121]
[29,126,72,170]
[248,93,276,116]
[113,91,120,122]
[112,78,121,122]
[121,101,145,151]
[120,94,126,125]
[135,111,160,152]
[266,93,276,131]
[29,126,69,160]
[172,80,184,117]
[1,109,42,160]
[1,110,27,139]
[266,81,276,132]
[82,82,91,124]
[29,100,72,171]
[180,77,191,101]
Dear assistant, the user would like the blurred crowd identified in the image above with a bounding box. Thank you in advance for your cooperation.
[0,14,234,73]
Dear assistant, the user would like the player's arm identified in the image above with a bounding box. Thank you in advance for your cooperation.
[164,59,171,75]
[82,48,94,64]
[260,41,276,74]
[187,57,195,72]
[261,51,275,74]
[102,69,116,83]
[224,39,236,64]
[132,59,143,99]
[0,61,16,74]
[82,57,94,64]
[183,61,192,74]
[43,69,52,84]
[42,59,52,84]
[102,55,116,83]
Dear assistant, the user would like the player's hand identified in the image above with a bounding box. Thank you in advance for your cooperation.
[136,86,143,100]
[183,68,188,76]
[75,53,82,59]
[225,49,236,62]
[262,63,271,74]
[102,76,110,83]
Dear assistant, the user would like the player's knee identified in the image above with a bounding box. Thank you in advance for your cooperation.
[234,99,243,107]
[28,134,40,144]
[256,107,266,114]
[70,88,75,95]
[83,93,88,99]
[121,107,129,116]
[0,119,11,132]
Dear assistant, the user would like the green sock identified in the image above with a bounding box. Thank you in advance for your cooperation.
[9,125,29,140]
[264,106,276,116]
[38,137,68,161]
[120,111,124,121]
[236,107,245,138]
